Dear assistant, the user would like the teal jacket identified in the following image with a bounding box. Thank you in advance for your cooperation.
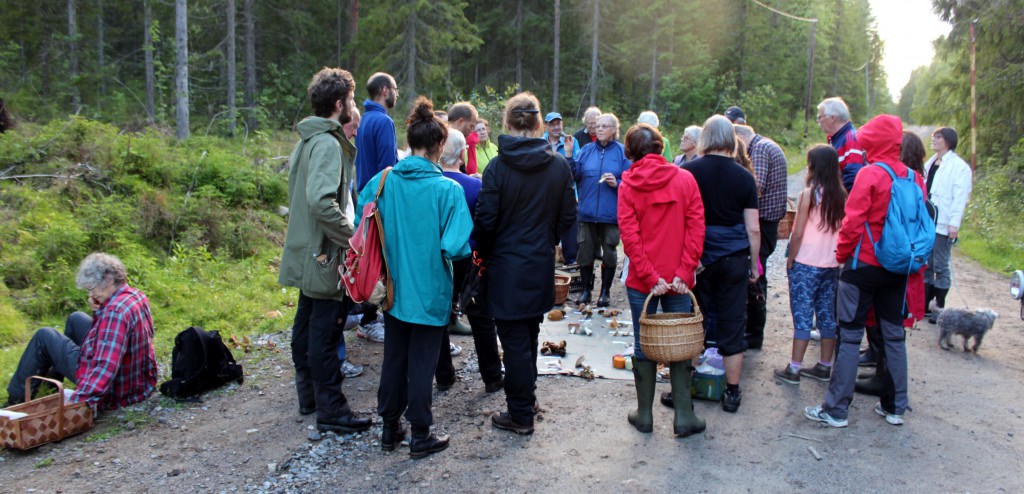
[358,155,473,326]
[278,117,354,300]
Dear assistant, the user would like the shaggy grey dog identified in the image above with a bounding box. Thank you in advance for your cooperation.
[937,308,998,353]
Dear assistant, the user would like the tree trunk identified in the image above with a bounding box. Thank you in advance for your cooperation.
[144,0,155,123]
[244,0,256,131]
[407,10,416,98]
[649,42,657,109]
[175,0,189,140]
[831,0,842,95]
[515,0,523,88]
[337,0,343,66]
[68,0,80,111]
[589,0,598,106]
[736,0,747,91]
[97,0,106,101]
[227,0,237,135]
[552,0,560,112]
[348,0,359,70]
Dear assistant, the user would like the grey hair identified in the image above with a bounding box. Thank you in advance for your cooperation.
[683,125,702,142]
[637,111,660,128]
[733,124,756,143]
[598,113,621,139]
[697,115,737,155]
[583,106,601,121]
[75,253,127,289]
[818,97,851,122]
[440,128,467,167]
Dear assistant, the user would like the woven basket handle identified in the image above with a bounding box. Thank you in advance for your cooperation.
[641,291,702,318]
[25,376,66,435]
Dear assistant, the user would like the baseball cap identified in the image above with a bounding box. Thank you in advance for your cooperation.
[724,106,746,123]
[545,112,563,123]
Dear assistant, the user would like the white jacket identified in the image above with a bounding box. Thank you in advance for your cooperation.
[924,150,972,236]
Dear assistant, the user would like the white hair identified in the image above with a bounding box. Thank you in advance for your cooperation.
[818,97,851,122]
[440,128,466,167]
[683,125,702,142]
[76,253,127,289]
[697,115,737,155]
[637,111,660,128]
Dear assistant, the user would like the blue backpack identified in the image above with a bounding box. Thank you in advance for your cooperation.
[854,162,935,275]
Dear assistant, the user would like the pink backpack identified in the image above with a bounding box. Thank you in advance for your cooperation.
[340,168,394,311]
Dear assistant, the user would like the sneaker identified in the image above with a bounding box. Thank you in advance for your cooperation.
[799,363,832,382]
[356,319,385,343]
[773,365,801,384]
[809,329,822,341]
[449,343,462,357]
[874,403,905,425]
[803,405,848,428]
[341,360,364,378]
[722,387,741,413]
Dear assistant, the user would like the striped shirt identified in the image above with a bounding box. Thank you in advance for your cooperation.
[749,135,788,222]
[72,284,157,411]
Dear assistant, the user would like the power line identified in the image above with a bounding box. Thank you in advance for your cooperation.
[748,0,817,23]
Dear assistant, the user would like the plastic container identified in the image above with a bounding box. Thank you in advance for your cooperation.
[703,347,725,371]
[691,370,725,402]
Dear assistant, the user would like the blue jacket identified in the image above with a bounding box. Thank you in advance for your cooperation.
[573,139,631,224]
[358,156,473,327]
[354,100,399,193]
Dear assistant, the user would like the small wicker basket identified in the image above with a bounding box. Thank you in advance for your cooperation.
[638,292,705,363]
[554,273,571,305]
[777,208,796,238]
[1,376,94,450]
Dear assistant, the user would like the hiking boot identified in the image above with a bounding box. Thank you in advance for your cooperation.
[356,319,385,343]
[491,412,534,435]
[484,377,504,393]
[449,343,462,357]
[341,360,364,378]
[316,413,372,433]
[799,363,832,382]
[722,387,741,413]
[874,403,905,426]
[627,359,657,433]
[803,405,848,428]
[809,329,822,341]
[596,266,614,308]
[773,365,801,385]
[380,420,407,451]
[409,428,449,459]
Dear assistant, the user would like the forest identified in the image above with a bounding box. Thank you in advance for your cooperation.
[0,1,1022,403]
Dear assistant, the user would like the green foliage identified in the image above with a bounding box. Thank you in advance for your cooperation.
[0,118,295,405]
[957,139,1024,273]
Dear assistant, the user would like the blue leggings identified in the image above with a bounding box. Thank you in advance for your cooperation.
[787,262,839,340]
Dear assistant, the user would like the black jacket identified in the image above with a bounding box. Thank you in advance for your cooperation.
[573,127,594,151]
[475,135,577,320]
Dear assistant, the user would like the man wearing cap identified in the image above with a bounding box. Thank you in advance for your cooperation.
[817,97,866,191]
[544,112,581,266]
[724,106,746,124]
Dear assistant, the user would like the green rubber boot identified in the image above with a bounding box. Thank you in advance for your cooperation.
[627,358,657,433]
[670,361,706,438]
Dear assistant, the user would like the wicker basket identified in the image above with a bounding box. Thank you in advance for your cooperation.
[554,273,571,305]
[777,208,796,238]
[1,376,94,450]
[638,292,705,363]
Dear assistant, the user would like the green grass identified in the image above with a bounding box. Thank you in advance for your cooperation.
[955,164,1024,274]
[34,457,54,469]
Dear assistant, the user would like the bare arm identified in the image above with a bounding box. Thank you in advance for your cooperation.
[743,208,760,284]
[787,189,812,270]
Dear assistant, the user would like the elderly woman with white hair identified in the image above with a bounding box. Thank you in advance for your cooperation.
[435,128,504,395]
[4,253,157,412]
[674,125,702,165]
[678,115,760,414]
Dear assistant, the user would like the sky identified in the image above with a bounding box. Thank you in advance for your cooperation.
[868,0,952,101]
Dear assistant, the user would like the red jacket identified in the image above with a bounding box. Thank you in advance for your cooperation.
[618,154,705,292]
[836,115,927,268]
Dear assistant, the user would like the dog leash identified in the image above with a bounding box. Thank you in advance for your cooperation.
[948,237,971,310]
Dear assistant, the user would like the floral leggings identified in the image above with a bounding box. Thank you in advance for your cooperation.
[787,261,840,340]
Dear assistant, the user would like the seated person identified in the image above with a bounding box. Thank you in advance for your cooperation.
[4,253,158,413]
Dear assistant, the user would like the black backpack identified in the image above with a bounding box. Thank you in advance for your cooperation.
[159,326,244,400]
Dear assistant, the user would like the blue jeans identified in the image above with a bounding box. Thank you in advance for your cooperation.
[6,312,92,404]
[627,287,693,361]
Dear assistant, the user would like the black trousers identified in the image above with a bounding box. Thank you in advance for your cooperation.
[694,253,750,357]
[6,311,92,404]
[440,258,503,386]
[746,218,779,346]
[378,313,445,428]
[292,292,352,421]
[495,316,541,426]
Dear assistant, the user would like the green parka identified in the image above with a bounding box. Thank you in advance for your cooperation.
[278,117,355,300]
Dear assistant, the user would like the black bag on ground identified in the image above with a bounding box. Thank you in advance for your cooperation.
[159,326,244,399]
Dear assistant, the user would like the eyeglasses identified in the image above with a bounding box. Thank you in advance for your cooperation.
[595,124,614,129]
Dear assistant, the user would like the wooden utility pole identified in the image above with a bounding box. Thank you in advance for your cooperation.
[969,19,977,171]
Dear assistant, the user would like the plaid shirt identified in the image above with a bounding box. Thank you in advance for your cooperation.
[72,284,157,411]
[749,135,788,222]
